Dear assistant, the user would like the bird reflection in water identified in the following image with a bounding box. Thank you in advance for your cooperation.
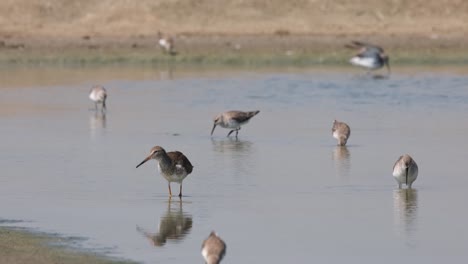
[393,189,418,244]
[332,146,351,180]
[89,111,106,139]
[211,138,253,154]
[136,198,192,247]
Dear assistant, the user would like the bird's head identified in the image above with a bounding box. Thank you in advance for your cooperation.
[211,114,223,135]
[136,146,166,168]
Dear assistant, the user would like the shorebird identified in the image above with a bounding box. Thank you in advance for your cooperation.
[202,231,226,264]
[157,31,177,55]
[393,154,418,189]
[136,146,193,197]
[89,85,107,111]
[332,120,351,146]
[211,110,260,138]
[346,41,390,75]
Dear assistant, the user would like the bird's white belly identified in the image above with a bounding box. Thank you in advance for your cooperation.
[332,130,340,140]
[158,163,188,183]
[393,166,418,184]
[221,119,243,129]
[159,39,170,49]
[89,92,102,102]
[350,57,379,69]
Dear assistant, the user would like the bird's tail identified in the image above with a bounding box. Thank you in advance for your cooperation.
[248,110,260,117]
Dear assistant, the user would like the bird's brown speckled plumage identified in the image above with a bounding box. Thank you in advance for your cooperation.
[332,120,351,146]
[136,146,193,197]
[202,231,226,264]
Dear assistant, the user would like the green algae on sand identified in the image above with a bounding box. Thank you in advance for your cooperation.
[0,227,136,264]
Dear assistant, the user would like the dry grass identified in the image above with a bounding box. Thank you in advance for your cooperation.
[1,0,467,37]
[0,1,467,65]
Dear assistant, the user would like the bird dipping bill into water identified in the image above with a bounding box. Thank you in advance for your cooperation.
[211,110,260,137]
[393,154,418,189]
[89,85,107,111]
[332,120,351,146]
[136,146,193,197]
[202,231,226,264]
[346,41,390,75]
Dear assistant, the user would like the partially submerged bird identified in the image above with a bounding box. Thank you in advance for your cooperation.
[89,85,107,111]
[332,120,351,146]
[211,110,260,138]
[392,154,418,189]
[202,231,226,264]
[346,41,390,75]
[157,31,177,55]
[136,146,193,197]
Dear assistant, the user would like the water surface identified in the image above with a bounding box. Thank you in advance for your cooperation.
[1,65,468,263]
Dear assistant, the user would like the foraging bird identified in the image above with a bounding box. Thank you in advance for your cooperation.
[211,110,260,138]
[157,31,176,55]
[346,41,390,75]
[89,85,107,111]
[332,120,351,146]
[392,154,418,189]
[202,231,226,264]
[136,146,193,197]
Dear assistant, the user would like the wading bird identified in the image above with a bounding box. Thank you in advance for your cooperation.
[393,154,418,189]
[89,85,107,111]
[332,120,351,146]
[211,110,260,138]
[136,146,193,197]
[202,231,226,264]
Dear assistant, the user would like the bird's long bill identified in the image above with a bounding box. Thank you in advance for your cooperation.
[136,155,151,168]
[210,123,217,136]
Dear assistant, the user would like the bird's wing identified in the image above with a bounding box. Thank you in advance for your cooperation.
[230,112,253,123]
[168,151,193,174]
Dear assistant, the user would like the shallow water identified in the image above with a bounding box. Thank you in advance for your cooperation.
[1,65,468,263]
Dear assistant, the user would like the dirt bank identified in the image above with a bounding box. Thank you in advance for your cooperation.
[0,0,467,64]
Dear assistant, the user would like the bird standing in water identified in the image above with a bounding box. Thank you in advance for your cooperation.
[89,85,107,112]
[393,154,418,189]
[136,146,193,197]
[332,120,351,146]
[202,231,226,264]
[211,110,260,138]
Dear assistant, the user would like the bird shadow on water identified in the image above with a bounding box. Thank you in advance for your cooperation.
[89,111,106,139]
[350,72,390,81]
[331,146,351,180]
[136,198,192,247]
[393,189,418,248]
[210,137,253,154]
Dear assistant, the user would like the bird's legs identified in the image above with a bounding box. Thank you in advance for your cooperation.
[168,183,172,197]
[178,184,183,198]
[227,130,235,137]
